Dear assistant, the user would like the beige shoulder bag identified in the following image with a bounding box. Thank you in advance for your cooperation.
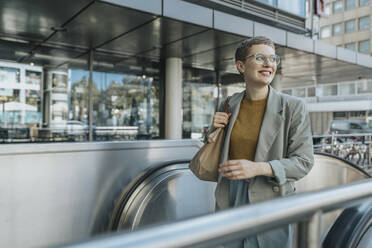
[189,97,230,182]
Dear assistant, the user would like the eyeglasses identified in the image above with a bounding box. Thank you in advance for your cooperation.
[246,53,281,66]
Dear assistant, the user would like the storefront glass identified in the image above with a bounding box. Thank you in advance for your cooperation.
[69,66,160,141]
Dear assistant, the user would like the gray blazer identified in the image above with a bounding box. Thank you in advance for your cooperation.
[211,86,314,247]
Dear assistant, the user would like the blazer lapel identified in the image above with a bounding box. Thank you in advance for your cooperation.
[254,86,284,162]
[220,90,245,163]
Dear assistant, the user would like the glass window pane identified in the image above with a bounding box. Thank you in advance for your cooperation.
[346,0,356,10]
[255,0,278,7]
[183,68,223,139]
[25,90,41,123]
[293,88,306,98]
[70,70,89,126]
[26,70,42,87]
[0,67,20,85]
[334,112,347,118]
[323,85,338,96]
[282,89,292,95]
[320,26,331,38]
[325,4,331,15]
[333,23,343,35]
[345,42,356,51]
[339,83,355,95]
[52,73,68,93]
[345,19,355,33]
[333,0,343,13]
[277,0,305,17]
[357,79,372,94]
[359,16,370,30]
[360,0,370,6]
[358,40,369,53]
[307,87,316,97]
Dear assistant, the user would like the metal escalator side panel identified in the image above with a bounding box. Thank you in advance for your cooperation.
[111,163,216,231]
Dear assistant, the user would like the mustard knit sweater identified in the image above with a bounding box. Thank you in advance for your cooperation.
[229,96,268,161]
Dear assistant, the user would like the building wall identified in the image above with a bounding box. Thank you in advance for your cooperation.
[319,0,372,53]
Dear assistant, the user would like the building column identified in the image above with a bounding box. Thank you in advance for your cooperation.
[165,57,183,139]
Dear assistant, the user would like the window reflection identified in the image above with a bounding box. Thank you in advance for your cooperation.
[0,64,42,141]
[278,0,305,17]
[70,69,160,141]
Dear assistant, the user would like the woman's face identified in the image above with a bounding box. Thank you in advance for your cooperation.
[236,44,277,87]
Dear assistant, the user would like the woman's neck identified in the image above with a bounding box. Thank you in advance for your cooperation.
[245,85,269,100]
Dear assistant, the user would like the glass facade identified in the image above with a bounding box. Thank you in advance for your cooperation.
[339,83,356,95]
[69,68,160,141]
[360,0,370,6]
[358,80,372,94]
[358,40,370,53]
[359,16,370,30]
[332,23,343,35]
[0,63,42,141]
[333,0,343,13]
[345,19,356,33]
[255,0,305,17]
[345,0,356,10]
[345,42,356,51]
[322,85,337,96]
[293,88,306,98]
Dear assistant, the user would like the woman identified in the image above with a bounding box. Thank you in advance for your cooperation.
[209,36,314,247]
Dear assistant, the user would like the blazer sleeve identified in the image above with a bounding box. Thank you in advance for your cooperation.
[268,100,314,185]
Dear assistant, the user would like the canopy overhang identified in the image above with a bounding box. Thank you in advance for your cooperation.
[0,0,371,87]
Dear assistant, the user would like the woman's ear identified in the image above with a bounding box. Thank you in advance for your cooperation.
[236,61,245,74]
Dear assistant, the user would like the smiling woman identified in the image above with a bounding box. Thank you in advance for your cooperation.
[203,37,314,248]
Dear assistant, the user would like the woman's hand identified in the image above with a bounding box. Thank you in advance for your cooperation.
[213,112,232,129]
[219,160,273,180]
[207,112,232,143]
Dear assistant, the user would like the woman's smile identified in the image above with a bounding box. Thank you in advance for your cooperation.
[258,69,272,78]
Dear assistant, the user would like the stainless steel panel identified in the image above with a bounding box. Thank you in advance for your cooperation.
[164,30,244,59]
[115,164,216,230]
[100,18,208,60]
[163,0,213,28]
[0,0,92,41]
[254,22,287,46]
[48,1,157,49]
[314,40,337,59]
[101,0,162,15]
[214,11,254,37]
[182,40,242,72]
[287,32,314,53]
[0,140,201,248]
[337,47,357,64]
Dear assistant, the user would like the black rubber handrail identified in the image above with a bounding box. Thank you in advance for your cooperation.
[315,152,371,178]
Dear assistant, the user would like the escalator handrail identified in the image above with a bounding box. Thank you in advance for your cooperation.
[315,152,371,178]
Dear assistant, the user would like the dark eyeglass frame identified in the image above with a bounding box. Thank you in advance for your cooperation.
[246,53,281,66]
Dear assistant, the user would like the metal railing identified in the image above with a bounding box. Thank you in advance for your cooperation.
[61,179,372,248]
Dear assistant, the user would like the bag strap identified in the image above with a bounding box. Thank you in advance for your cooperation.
[223,97,230,113]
